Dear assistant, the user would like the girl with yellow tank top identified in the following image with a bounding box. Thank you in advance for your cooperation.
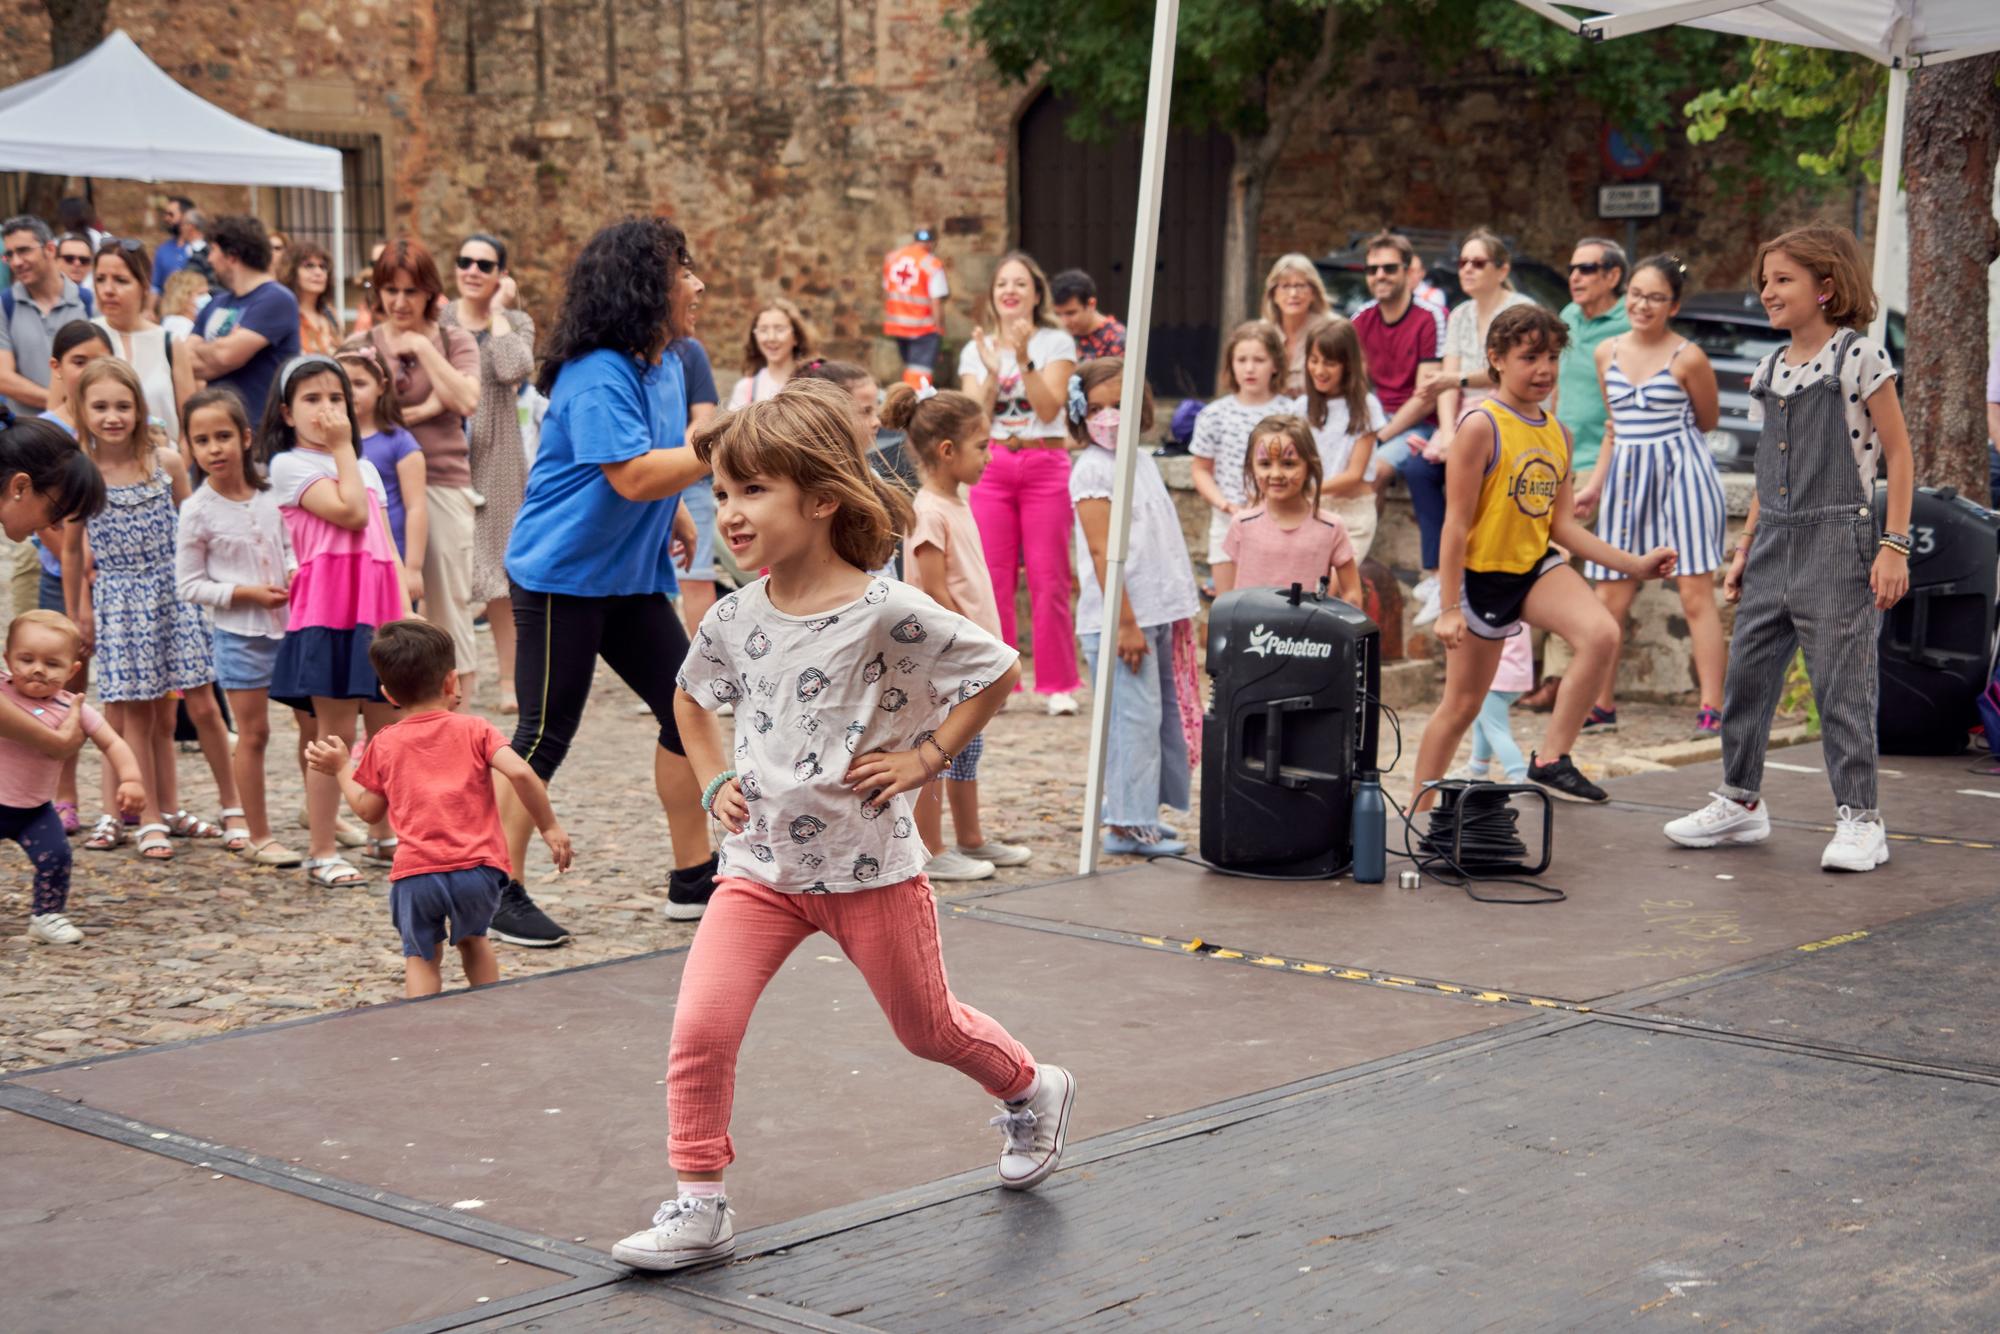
[1410,305,1677,810]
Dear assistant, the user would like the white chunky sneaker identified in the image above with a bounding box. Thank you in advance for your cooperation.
[923,848,996,881]
[28,913,83,945]
[1045,691,1080,717]
[1664,793,1771,849]
[993,1064,1076,1191]
[1821,807,1889,872]
[958,840,1033,868]
[611,1194,735,1271]
[1411,576,1443,628]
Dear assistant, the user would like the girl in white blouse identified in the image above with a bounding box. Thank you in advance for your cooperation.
[174,389,301,867]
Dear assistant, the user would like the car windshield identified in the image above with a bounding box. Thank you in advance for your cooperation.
[1670,316,1788,366]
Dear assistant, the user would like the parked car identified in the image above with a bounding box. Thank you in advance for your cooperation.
[1313,228,1569,319]
[1670,291,1907,472]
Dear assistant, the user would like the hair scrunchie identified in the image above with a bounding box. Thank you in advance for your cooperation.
[1066,374,1088,424]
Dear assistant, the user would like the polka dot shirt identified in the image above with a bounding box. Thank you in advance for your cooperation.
[1749,332,1897,498]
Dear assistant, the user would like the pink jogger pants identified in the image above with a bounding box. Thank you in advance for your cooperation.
[968,443,1081,694]
[666,874,1037,1172]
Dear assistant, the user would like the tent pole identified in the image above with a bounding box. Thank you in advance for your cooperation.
[1078,0,1180,876]
[1870,46,1907,344]
[332,188,347,333]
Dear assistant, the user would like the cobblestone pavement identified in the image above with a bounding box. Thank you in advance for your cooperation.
[1,625,1751,1072]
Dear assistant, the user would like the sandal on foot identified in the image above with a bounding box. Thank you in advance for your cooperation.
[295,806,369,848]
[55,800,80,835]
[303,855,366,887]
[245,838,304,868]
[165,809,223,839]
[219,807,251,852]
[363,836,399,865]
[137,824,175,860]
[84,814,126,851]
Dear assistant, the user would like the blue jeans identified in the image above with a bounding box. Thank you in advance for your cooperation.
[1080,623,1190,829]
[1470,689,1527,780]
[1375,426,1446,569]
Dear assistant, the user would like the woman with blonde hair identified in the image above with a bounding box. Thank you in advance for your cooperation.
[728,298,815,407]
[1261,254,1332,395]
[1431,228,1536,462]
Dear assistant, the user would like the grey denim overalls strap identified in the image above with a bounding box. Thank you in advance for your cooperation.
[1719,330,1881,815]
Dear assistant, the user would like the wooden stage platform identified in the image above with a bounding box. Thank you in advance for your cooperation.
[7,746,2000,1331]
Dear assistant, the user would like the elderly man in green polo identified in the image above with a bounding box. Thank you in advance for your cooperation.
[1556,237,1631,519]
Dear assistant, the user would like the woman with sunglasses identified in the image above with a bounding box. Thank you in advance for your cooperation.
[91,238,194,448]
[364,239,483,693]
[440,233,536,714]
[1259,254,1331,395]
[1431,229,1536,464]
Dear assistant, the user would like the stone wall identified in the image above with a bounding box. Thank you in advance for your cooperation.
[4,4,1857,380]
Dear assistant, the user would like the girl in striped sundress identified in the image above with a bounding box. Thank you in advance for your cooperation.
[1576,255,1728,739]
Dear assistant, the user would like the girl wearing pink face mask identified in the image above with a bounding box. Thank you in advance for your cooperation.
[1065,358,1203,859]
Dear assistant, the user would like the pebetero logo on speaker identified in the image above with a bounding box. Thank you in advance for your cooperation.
[1244,624,1334,659]
[1507,447,1564,519]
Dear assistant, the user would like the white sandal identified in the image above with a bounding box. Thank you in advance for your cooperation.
[219,806,251,852]
[303,855,367,887]
[363,835,399,865]
[136,823,174,861]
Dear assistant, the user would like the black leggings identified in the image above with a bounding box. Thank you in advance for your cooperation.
[509,584,691,781]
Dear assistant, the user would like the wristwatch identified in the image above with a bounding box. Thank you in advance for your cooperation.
[1456,372,1469,390]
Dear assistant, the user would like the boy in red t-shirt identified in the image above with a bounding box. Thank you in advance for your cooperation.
[308,620,573,997]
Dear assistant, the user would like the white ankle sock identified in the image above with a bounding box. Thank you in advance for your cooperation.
[1007,1071,1042,1106]
[679,1180,726,1199]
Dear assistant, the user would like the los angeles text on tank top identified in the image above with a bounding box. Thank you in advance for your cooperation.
[1463,399,1570,574]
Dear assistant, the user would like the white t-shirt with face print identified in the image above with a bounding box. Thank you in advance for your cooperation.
[677,575,1020,894]
[956,326,1077,439]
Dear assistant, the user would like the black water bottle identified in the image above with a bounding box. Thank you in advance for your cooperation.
[1352,770,1386,884]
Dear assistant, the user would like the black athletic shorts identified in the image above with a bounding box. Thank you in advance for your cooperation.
[1462,550,1565,640]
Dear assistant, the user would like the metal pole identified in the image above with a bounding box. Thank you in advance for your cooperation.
[1077,0,1181,875]
[332,187,347,332]
[1869,46,1907,344]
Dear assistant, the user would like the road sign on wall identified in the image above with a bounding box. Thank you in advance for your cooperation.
[1598,183,1662,219]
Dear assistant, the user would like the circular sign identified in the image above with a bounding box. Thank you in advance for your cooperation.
[1601,123,1663,181]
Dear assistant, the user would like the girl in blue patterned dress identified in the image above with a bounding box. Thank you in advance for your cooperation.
[62,359,219,861]
[1576,255,1729,740]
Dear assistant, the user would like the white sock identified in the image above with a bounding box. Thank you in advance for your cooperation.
[678,1179,726,1199]
[1007,1071,1041,1106]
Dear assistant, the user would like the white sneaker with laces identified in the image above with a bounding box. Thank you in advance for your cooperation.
[1045,691,1080,717]
[924,848,996,881]
[28,912,83,945]
[993,1064,1076,1191]
[1821,807,1889,872]
[1664,793,1771,848]
[1412,576,1443,628]
[959,840,1033,868]
[611,1193,735,1271]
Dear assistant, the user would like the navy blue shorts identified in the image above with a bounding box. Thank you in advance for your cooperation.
[389,865,506,958]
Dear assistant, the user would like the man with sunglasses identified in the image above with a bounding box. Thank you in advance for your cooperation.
[1353,230,1450,625]
[1555,238,1630,504]
[0,215,93,417]
[55,234,95,295]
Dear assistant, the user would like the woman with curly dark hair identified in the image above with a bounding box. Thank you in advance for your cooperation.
[496,216,716,941]
[280,240,341,354]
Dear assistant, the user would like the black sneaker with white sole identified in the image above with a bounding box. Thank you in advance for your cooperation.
[490,880,572,947]
[1528,751,1607,803]
[662,853,718,922]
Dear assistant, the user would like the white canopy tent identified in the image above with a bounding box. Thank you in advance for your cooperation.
[0,29,348,321]
[1507,0,2000,340]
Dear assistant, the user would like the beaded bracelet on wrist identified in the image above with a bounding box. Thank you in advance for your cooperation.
[699,769,738,815]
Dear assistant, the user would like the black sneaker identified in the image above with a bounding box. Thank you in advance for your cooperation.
[1580,706,1619,733]
[491,880,572,947]
[1529,752,1607,804]
[662,854,718,922]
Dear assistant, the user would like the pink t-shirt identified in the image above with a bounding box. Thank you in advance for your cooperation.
[903,489,1003,637]
[0,676,104,808]
[352,710,512,879]
[1222,506,1356,593]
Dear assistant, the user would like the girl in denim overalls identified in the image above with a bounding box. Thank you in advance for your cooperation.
[1665,226,1913,872]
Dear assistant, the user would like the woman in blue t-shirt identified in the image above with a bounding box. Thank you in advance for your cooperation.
[495,217,717,940]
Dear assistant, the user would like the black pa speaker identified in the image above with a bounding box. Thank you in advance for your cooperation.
[1875,484,2000,755]
[1200,584,1380,876]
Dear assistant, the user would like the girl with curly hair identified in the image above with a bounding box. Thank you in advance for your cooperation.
[498,216,717,939]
